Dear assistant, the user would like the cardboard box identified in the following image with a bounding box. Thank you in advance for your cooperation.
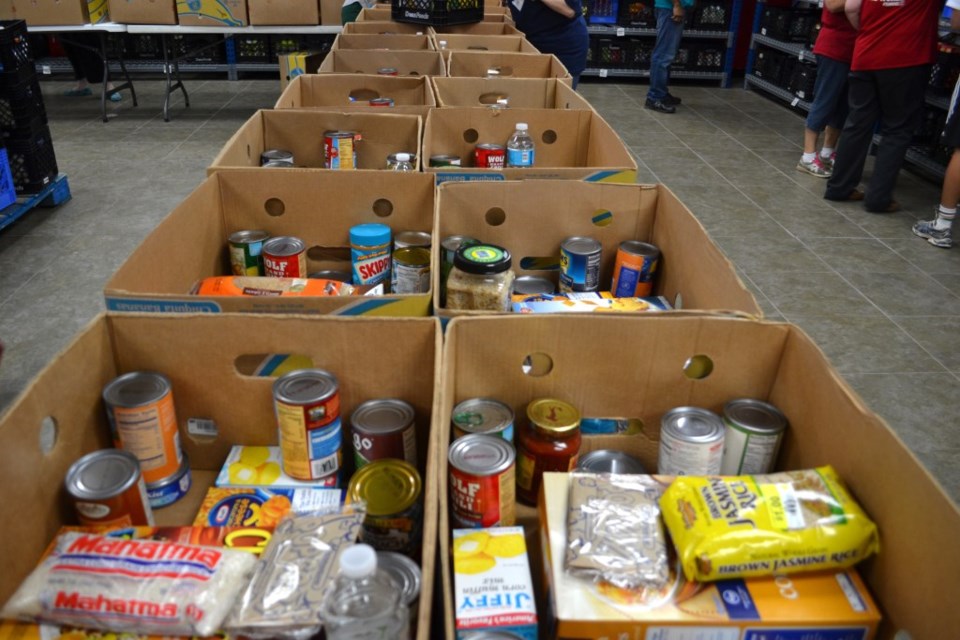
[422,108,636,181]
[208,109,423,173]
[104,170,436,316]
[278,50,326,91]
[0,0,108,24]
[319,0,340,24]
[432,77,591,110]
[436,315,960,639]
[0,312,440,640]
[248,0,318,24]
[318,49,446,76]
[276,73,437,117]
[176,0,247,26]
[356,5,392,20]
[432,181,760,318]
[435,33,539,55]
[342,19,426,34]
[433,21,521,35]
[107,0,176,23]
[332,32,436,51]
[447,50,570,82]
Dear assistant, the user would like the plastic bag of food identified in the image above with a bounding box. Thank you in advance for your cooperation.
[194,276,357,297]
[0,532,257,636]
[565,473,669,591]
[660,465,880,582]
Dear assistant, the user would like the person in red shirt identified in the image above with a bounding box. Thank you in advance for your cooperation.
[824,0,940,212]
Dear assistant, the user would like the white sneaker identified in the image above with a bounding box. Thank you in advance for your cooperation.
[796,155,831,178]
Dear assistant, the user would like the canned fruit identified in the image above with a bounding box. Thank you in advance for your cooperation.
[347,459,423,556]
[392,247,431,295]
[720,398,788,475]
[229,230,269,277]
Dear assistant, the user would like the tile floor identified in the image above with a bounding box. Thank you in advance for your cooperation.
[0,77,956,505]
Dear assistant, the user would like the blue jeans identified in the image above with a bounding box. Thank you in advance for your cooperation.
[648,7,684,102]
[805,55,850,133]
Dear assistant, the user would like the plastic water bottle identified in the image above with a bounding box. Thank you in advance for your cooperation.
[392,153,415,172]
[438,39,448,50]
[320,544,410,640]
[506,122,535,167]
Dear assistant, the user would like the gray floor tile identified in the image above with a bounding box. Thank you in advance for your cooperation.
[764,206,870,239]
[713,234,830,273]
[893,316,960,372]
[804,238,922,274]
[748,270,883,317]
[841,270,960,316]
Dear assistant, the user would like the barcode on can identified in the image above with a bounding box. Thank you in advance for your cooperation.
[311,452,340,478]
[187,418,218,437]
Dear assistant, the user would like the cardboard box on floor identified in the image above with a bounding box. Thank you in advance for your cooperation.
[208,109,422,173]
[432,181,760,318]
[432,77,590,110]
[0,312,440,640]
[107,0,176,23]
[278,50,326,91]
[176,0,247,26]
[433,21,520,35]
[342,19,426,34]
[0,0,108,24]
[437,315,960,640]
[435,34,539,55]
[422,107,636,181]
[276,73,437,117]
[447,50,570,82]
[332,33,436,51]
[248,0,318,24]
[104,170,436,316]
[318,49,446,76]
[319,0,340,24]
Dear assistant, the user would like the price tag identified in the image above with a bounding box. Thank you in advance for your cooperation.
[616,27,625,37]
[600,68,608,78]
[798,50,804,62]
[791,97,800,107]
[41,65,51,75]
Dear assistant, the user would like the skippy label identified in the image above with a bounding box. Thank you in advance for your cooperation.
[453,527,537,640]
[352,245,391,287]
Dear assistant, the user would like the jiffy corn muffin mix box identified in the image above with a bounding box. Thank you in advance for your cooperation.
[453,527,537,640]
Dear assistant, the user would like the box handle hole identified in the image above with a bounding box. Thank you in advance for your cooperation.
[349,88,380,101]
[463,128,479,144]
[485,207,506,226]
[522,352,553,377]
[373,198,394,217]
[542,129,558,144]
[478,91,508,105]
[39,416,58,455]
[234,354,315,377]
[265,197,285,217]
[683,354,714,380]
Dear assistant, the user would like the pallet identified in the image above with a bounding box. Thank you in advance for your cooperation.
[0,173,71,233]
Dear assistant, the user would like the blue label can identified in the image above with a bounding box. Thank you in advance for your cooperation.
[559,236,602,293]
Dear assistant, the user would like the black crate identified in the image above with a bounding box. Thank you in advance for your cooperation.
[623,37,652,71]
[6,124,58,194]
[0,20,32,74]
[124,34,162,60]
[618,0,655,27]
[759,7,819,43]
[913,107,948,148]
[586,0,619,24]
[271,35,302,58]
[929,40,960,95]
[689,43,725,71]
[787,61,817,101]
[753,46,794,87]
[234,35,272,63]
[596,37,628,68]
[391,0,484,26]
[173,35,226,64]
[670,45,692,71]
[694,1,729,30]
[0,76,46,132]
[807,20,821,49]
[585,36,596,66]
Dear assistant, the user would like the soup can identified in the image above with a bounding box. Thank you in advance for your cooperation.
[474,143,506,169]
[351,398,418,469]
[377,551,422,620]
[348,459,423,557]
[66,449,155,527]
[720,398,788,475]
[273,369,342,482]
[229,230,269,276]
[451,397,515,442]
[559,236,602,293]
[657,406,725,476]
[262,236,307,278]
[102,371,182,485]
[392,247,431,294]
[146,453,192,509]
[611,240,660,298]
[394,230,432,249]
[260,149,294,166]
[351,223,392,288]
[429,154,462,167]
[324,130,359,170]
[449,434,516,528]
[576,449,646,474]
[370,97,394,107]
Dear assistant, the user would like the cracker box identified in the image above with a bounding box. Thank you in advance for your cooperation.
[217,445,340,489]
[193,487,343,527]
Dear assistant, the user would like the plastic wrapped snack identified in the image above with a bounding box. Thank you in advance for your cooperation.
[565,473,669,591]
[0,532,256,636]
[660,465,880,582]
[194,276,358,297]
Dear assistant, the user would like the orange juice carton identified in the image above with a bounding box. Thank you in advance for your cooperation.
[193,487,343,527]
[453,527,538,640]
[216,445,340,489]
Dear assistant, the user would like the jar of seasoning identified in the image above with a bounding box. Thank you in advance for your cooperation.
[445,244,515,312]
[515,398,581,505]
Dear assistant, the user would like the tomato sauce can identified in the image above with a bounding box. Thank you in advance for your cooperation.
[348,459,423,557]
[370,97,394,107]
[146,453,193,509]
[719,398,788,475]
[229,230,270,276]
[351,223,392,288]
[324,130,359,170]
[657,406,725,476]
[559,236,602,293]
[262,236,307,278]
[102,371,182,485]
[392,247,431,294]
[474,143,506,169]
[451,397,515,443]
[65,449,155,527]
[350,398,418,469]
[448,434,516,528]
[611,240,660,298]
[273,369,342,482]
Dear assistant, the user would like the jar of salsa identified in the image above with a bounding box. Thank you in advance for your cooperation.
[515,398,581,505]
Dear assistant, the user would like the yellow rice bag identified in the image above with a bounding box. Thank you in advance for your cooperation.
[660,466,879,582]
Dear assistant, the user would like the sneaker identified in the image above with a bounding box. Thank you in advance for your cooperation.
[108,92,122,103]
[664,93,682,106]
[645,98,676,114]
[913,217,953,248]
[796,155,832,178]
[819,151,836,171]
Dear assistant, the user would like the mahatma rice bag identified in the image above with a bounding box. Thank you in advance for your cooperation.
[660,465,879,582]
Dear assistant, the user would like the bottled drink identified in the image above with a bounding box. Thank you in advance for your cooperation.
[438,39,448,49]
[392,153,415,172]
[320,544,410,640]
[506,122,535,168]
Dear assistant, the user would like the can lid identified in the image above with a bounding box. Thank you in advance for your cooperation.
[454,244,512,275]
[723,398,788,435]
[452,398,514,435]
[273,369,339,405]
[441,235,477,252]
[229,230,270,244]
[448,434,515,475]
[350,223,392,247]
[103,371,171,409]
[261,149,294,160]
[377,551,422,606]
[66,449,141,500]
[527,398,580,434]
[576,449,646,474]
[351,399,415,435]
[619,240,660,258]
[562,236,602,254]
[348,459,421,516]
[661,406,724,442]
[512,275,555,296]
[263,236,306,257]
[394,247,431,265]
[395,230,433,249]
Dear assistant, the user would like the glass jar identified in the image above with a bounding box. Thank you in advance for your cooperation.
[445,244,515,312]
[515,398,582,506]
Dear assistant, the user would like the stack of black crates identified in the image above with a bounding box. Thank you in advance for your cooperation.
[0,20,58,195]
[753,5,820,103]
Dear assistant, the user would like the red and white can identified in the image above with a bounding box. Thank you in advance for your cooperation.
[262,236,307,278]
[474,143,506,169]
[448,434,515,528]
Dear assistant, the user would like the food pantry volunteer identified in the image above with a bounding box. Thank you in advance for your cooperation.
[508,0,590,88]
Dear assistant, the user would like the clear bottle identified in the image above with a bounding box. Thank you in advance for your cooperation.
[438,39,448,50]
[320,544,410,640]
[506,122,535,168]
[391,152,415,172]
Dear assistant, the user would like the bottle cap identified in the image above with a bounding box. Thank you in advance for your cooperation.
[516,123,528,131]
[396,153,411,162]
[339,544,377,579]
[454,244,512,275]
[350,223,391,247]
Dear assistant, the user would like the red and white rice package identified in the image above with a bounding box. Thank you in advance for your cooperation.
[0,532,256,636]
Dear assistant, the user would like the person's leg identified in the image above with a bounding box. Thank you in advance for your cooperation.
[913,77,960,248]
[646,8,682,108]
[801,55,849,175]
[825,71,880,201]
[61,41,92,95]
[341,2,363,24]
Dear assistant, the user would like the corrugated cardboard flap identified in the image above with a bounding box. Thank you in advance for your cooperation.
[431,77,591,110]
[332,33,436,51]
[447,50,571,80]
[275,73,437,115]
[318,49,446,76]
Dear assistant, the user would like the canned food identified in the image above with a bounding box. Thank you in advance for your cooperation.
[392,247,431,294]
[559,236,602,293]
[324,130,359,170]
[273,369,342,482]
[576,449,646,474]
[516,398,581,505]
[65,449,155,527]
[394,230,432,249]
[351,398,418,469]
[262,160,296,168]
[229,230,269,277]
[611,240,660,298]
[351,223,392,288]
[719,398,788,475]
[429,154,462,167]
[102,371,182,485]
[474,143,506,169]
[449,434,516,528]
[146,453,192,509]
[262,236,307,278]
[348,459,423,557]
[260,149,294,166]
[387,153,418,170]
[451,397,515,442]
[460,633,525,640]
[370,97,394,107]
[309,269,353,283]
[657,406,725,476]
[377,551,421,614]
[378,67,399,76]
[512,275,555,296]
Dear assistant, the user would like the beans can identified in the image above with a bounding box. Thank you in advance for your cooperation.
[576,449,646,474]
[66,449,155,527]
[273,369,342,482]
[348,459,423,557]
[370,97,394,107]
[262,236,307,278]
[324,130,359,170]
[474,143,506,169]
[351,223,392,288]
[351,398,418,469]
[657,406,725,476]
[611,240,660,298]
[429,154,462,167]
[387,153,418,170]
[378,67,399,76]
[559,236,602,293]
[260,149,294,166]
[146,453,192,509]
[102,371,182,485]
[512,275,555,297]
[392,247,431,294]
[309,269,353,283]
[229,230,269,277]
[377,551,421,617]
[451,397,515,442]
[449,434,516,528]
[719,398,788,475]
[394,230,432,249]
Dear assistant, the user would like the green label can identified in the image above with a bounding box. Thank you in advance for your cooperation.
[229,230,270,276]
[392,247,431,294]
